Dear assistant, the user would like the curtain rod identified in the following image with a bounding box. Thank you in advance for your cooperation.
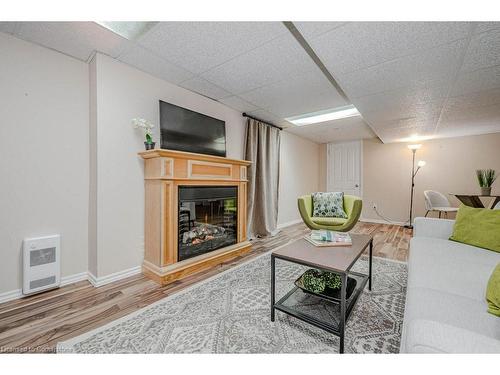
[242,113,283,131]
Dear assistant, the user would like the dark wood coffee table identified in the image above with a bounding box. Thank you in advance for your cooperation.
[270,234,373,353]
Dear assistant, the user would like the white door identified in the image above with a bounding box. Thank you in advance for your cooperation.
[327,141,362,197]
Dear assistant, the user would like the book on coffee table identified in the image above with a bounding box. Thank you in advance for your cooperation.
[304,230,352,247]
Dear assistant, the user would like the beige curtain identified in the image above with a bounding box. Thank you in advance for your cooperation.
[245,118,281,238]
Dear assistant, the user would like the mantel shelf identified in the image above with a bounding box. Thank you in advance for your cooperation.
[138,148,252,166]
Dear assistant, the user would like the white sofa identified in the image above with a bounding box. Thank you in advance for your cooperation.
[400,217,500,353]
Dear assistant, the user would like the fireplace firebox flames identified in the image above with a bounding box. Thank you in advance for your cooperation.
[182,222,225,246]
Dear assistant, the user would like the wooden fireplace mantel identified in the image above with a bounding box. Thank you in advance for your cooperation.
[139,148,252,285]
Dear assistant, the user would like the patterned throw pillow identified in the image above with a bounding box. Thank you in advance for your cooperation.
[312,192,347,218]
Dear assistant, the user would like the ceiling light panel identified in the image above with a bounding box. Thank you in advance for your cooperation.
[14,21,130,61]
[96,22,157,41]
[286,105,361,126]
[285,117,376,143]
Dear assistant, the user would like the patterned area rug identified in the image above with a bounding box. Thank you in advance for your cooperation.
[57,249,407,353]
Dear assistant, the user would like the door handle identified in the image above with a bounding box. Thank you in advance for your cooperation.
[355,184,359,188]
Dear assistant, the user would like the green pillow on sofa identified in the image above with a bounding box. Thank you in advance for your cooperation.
[486,263,500,317]
[449,205,500,253]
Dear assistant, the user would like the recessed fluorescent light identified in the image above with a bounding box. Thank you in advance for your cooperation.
[285,105,361,126]
[95,22,157,41]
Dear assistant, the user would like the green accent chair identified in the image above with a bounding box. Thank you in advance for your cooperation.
[298,194,362,232]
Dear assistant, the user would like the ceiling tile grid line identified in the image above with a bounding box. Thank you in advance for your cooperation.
[434,23,479,135]
[292,22,348,39]
[297,22,474,76]
[314,34,474,79]
[283,21,349,102]
[116,42,195,84]
[202,33,331,94]
[130,22,340,109]
[177,32,291,78]
[136,22,291,77]
[335,38,470,100]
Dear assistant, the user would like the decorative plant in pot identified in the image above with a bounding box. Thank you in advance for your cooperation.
[476,169,497,196]
[132,118,156,150]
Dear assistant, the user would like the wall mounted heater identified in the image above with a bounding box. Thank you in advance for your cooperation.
[23,235,61,295]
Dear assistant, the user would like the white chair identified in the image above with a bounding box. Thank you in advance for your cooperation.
[423,190,459,218]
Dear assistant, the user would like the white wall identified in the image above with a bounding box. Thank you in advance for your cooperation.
[278,132,320,226]
[0,33,89,294]
[362,135,500,223]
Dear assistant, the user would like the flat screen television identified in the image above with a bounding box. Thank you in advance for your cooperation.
[159,100,226,157]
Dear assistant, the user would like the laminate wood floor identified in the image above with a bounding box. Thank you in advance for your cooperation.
[0,222,411,353]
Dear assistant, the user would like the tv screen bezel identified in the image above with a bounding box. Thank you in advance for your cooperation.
[159,100,227,158]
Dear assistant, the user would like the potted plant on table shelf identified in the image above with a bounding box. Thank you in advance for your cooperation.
[132,118,156,150]
[476,169,497,196]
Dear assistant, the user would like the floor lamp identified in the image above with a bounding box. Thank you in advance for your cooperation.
[405,144,426,229]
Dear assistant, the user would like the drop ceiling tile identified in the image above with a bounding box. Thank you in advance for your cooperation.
[15,22,130,61]
[0,22,19,34]
[437,114,500,139]
[306,22,471,75]
[377,115,439,131]
[451,65,500,96]
[337,39,467,98]
[474,22,500,34]
[138,22,287,74]
[218,96,259,113]
[294,22,346,39]
[445,87,500,112]
[179,76,231,100]
[376,124,437,143]
[202,33,319,95]
[118,44,194,84]
[461,29,500,72]
[440,102,500,122]
[238,70,347,117]
[361,102,443,125]
[352,84,449,114]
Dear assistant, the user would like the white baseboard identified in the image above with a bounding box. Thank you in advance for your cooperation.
[359,217,406,226]
[0,267,142,304]
[87,266,142,288]
[60,271,89,286]
[0,289,23,304]
[277,218,303,230]
[0,271,90,305]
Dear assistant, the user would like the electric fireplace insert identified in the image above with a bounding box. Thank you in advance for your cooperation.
[178,186,238,261]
